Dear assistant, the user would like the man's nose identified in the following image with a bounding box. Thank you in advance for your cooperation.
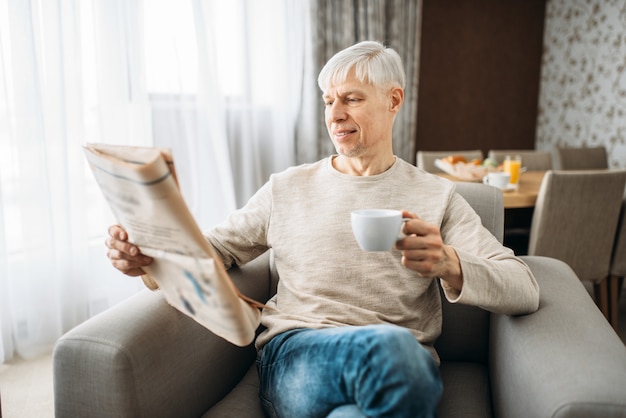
[327,102,347,122]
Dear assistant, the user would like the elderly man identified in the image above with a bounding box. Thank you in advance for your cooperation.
[106,41,539,418]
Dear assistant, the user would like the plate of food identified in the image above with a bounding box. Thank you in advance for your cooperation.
[434,155,499,181]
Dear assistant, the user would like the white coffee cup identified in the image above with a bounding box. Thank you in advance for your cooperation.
[482,172,511,189]
[351,209,408,251]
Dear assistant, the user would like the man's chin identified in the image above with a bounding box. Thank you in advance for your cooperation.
[335,144,365,158]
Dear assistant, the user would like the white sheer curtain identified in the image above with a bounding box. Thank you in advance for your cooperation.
[0,0,306,363]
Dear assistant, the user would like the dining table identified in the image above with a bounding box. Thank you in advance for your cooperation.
[437,170,546,209]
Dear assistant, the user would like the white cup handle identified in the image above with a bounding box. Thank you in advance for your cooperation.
[398,217,411,239]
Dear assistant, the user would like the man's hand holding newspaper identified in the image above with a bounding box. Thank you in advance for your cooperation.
[84,143,262,346]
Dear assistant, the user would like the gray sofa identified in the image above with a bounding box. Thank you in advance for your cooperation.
[53,183,626,417]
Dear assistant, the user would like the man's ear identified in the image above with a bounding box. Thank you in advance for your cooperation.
[389,87,404,112]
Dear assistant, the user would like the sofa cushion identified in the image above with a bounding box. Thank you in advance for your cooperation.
[204,361,492,418]
[203,366,264,418]
[437,362,492,418]
[435,291,490,364]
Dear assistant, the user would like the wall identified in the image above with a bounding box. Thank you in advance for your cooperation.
[536,0,626,168]
[415,0,547,157]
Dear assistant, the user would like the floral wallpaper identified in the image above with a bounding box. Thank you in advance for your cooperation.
[536,0,626,168]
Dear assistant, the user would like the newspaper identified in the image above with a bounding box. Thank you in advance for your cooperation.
[83,143,262,346]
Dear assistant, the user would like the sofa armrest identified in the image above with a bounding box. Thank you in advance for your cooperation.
[490,255,626,418]
[53,251,272,418]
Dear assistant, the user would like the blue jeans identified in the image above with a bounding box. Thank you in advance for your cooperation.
[256,325,442,418]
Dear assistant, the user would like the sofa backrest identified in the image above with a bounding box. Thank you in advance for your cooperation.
[454,182,504,244]
[434,182,503,364]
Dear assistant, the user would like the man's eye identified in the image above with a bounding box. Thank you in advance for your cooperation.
[325,101,333,106]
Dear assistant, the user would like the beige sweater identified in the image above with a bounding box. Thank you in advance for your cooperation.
[207,157,539,360]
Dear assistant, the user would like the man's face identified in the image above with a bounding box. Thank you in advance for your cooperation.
[323,74,399,159]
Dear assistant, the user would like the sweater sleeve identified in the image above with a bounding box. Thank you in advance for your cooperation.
[206,180,273,269]
[439,192,540,315]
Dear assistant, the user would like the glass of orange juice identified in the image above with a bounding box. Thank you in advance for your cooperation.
[503,155,522,187]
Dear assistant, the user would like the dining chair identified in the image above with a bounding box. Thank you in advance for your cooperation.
[554,146,608,170]
[416,149,484,173]
[487,149,553,171]
[609,195,626,330]
[528,169,626,324]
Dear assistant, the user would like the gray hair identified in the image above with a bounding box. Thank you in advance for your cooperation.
[317,41,406,92]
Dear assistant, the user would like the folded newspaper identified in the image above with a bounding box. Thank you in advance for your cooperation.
[83,143,262,346]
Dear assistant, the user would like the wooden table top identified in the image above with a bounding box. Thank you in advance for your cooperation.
[437,171,546,209]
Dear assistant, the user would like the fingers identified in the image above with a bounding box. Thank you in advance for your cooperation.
[106,246,152,276]
[107,253,147,276]
[398,235,443,273]
[105,225,152,276]
[108,224,127,241]
[106,224,140,256]
[400,251,441,278]
[401,214,436,238]
[395,215,445,278]
[397,212,462,285]
[105,233,141,258]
